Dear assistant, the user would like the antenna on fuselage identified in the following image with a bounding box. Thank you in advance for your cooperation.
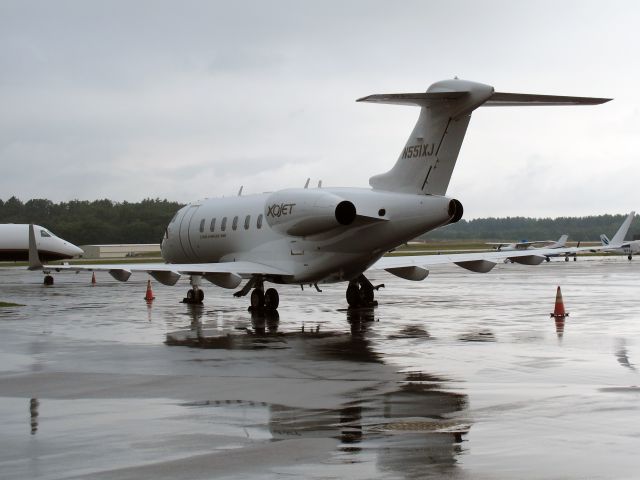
[237,186,243,196]
[304,178,310,189]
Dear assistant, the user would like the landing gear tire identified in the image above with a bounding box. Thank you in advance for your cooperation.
[628,254,633,261]
[565,256,569,262]
[184,288,204,304]
[573,256,577,261]
[545,257,550,262]
[346,283,360,307]
[264,288,279,310]
[43,275,54,286]
[360,286,374,305]
[250,288,265,310]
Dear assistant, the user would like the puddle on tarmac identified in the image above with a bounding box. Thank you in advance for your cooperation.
[1,258,640,479]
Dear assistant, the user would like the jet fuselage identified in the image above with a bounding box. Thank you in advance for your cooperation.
[161,187,461,283]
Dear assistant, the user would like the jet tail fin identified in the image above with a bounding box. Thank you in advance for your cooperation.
[609,212,635,246]
[360,79,611,196]
[28,224,43,270]
[600,234,611,246]
[548,234,568,248]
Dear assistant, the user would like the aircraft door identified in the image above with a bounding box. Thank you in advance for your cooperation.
[178,204,201,260]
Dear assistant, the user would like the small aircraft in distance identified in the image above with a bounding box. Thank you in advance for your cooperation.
[598,211,638,260]
[29,78,610,309]
[488,235,569,252]
[488,235,578,262]
[0,224,83,284]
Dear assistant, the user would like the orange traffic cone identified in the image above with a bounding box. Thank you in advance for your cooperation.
[144,279,155,302]
[91,272,96,285]
[550,286,569,318]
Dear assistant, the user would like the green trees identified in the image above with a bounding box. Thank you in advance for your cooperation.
[0,197,183,245]
[424,214,636,242]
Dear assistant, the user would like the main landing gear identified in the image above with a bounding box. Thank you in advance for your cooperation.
[43,274,54,286]
[183,275,204,305]
[346,274,383,309]
[234,277,280,312]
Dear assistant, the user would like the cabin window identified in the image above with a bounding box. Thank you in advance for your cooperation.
[257,214,263,229]
[40,230,51,237]
[221,217,227,231]
[232,216,238,231]
[244,215,251,230]
[199,219,205,232]
[210,218,216,232]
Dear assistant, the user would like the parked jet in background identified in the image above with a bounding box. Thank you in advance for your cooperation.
[489,235,577,262]
[1,224,83,285]
[31,78,609,308]
[0,224,83,262]
[488,235,569,252]
[599,212,638,260]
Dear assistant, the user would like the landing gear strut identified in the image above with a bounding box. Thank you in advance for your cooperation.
[346,274,383,308]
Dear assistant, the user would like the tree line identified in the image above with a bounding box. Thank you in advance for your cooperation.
[423,214,637,242]
[0,197,183,245]
[0,197,635,244]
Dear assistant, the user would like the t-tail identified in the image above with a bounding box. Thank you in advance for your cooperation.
[607,211,636,247]
[358,78,611,196]
[548,234,569,249]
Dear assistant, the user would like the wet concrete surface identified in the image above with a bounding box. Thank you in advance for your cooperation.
[0,256,639,479]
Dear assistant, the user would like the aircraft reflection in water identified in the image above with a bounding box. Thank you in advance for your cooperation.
[168,306,471,477]
[30,398,39,435]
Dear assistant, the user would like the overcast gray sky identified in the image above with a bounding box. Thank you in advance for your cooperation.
[1,0,638,218]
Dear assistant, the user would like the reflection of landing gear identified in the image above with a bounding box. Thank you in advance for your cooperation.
[250,309,280,334]
[346,274,382,308]
[43,275,54,286]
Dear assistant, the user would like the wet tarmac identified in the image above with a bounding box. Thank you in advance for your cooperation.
[0,256,639,479]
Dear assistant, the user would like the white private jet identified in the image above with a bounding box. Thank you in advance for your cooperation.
[598,211,638,260]
[0,224,84,285]
[31,78,610,309]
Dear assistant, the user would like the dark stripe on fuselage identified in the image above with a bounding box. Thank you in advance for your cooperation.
[0,250,73,262]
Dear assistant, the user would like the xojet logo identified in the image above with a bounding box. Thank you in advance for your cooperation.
[267,203,296,218]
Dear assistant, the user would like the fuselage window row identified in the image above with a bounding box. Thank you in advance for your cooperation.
[199,213,264,233]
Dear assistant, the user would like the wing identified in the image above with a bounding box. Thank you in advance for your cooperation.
[370,246,595,279]
[44,261,293,287]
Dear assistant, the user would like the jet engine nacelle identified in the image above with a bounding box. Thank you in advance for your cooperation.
[264,189,357,237]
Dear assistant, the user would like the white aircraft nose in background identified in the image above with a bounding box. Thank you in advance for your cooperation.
[0,224,83,262]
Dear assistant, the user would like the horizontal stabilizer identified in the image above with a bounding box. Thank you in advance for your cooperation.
[485,92,611,106]
[357,91,611,108]
[357,91,467,106]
